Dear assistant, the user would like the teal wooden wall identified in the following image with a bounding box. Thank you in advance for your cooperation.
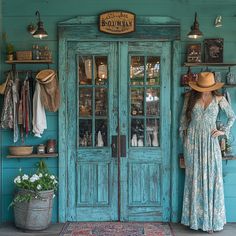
[1,0,236,223]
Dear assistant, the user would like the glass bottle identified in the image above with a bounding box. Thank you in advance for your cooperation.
[35,45,40,60]
[220,137,226,157]
[32,45,36,60]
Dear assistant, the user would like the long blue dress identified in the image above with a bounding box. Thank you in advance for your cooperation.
[180,95,235,232]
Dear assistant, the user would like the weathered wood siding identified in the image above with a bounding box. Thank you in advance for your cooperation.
[1,0,236,223]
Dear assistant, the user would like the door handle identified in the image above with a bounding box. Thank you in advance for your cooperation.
[111,135,126,158]
[111,135,118,157]
[120,135,126,158]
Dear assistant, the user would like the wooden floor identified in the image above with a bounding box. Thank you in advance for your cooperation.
[0,222,236,235]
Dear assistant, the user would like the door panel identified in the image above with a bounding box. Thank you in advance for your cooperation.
[67,41,171,221]
[120,42,171,221]
[67,42,118,221]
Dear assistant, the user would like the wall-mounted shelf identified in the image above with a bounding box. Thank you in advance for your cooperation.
[5,60,53,64]
[222,155,236,161]
[7,153,58,158]
[179,154,236,169]
[184,63,236,67]
[181,83,236,88]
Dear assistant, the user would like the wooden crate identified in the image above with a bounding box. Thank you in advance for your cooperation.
[16,51,32,60]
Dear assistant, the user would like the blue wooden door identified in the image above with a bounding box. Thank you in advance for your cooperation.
[67,41,171,221]
[119,42,171,221]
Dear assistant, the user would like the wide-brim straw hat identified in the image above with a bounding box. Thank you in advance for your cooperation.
[189,72,224,92]
[36,69,60,112]
[36,69,56,83]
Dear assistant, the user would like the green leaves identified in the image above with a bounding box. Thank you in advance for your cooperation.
[10,161,58,207]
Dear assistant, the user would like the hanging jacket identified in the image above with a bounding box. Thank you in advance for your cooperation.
[12,77,19,142]
[1,72,19,142]
[1,77,14,129]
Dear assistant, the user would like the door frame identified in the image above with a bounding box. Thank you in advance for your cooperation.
[58,15,181,222]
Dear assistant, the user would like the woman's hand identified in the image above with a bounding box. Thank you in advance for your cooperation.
[211,129,225,138]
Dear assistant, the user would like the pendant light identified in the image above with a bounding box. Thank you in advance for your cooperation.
[215,16,222,28]
[187,12,203,39]
[33,11,48,39]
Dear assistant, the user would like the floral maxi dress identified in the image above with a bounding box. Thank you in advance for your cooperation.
[180,96,236,232]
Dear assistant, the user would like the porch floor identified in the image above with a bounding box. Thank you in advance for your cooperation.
[0,222,236,236]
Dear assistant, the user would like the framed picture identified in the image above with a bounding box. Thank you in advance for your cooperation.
[186,44,201,63]
[204,38,224,63]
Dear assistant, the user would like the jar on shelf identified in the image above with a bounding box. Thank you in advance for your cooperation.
[46,139,56,153]
[37,144,46,154]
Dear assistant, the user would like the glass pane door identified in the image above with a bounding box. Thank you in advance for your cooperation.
[78,55,109,147]
[130,56,160,147]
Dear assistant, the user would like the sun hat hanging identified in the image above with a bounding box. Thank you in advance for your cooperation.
[36,69,60,112]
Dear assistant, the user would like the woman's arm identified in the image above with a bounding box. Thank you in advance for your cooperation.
[179,93,189,142]
[218,96,236,138]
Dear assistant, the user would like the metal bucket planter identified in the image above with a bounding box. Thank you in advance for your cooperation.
[14,189,54,230]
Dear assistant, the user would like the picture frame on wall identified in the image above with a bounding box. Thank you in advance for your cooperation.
[204,38,224,63]
[186,44,201,63]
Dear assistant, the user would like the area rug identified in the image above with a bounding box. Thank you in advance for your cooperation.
[59,222,175,236]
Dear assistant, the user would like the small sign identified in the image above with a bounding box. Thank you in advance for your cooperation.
[99,11,136,35]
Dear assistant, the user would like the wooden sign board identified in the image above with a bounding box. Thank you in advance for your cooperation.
[99,11,136,34]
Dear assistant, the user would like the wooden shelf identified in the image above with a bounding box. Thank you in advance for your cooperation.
[223,84,236,88]
[5,60,53,64]
[179,154,236,168]
[222,155,236,160]
[7,153,58,158]
[181,83,236,88]
[183,63,236,67]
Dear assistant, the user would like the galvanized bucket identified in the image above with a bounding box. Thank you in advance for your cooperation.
[14,189,54,230]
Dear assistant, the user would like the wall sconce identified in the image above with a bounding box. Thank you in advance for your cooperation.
[215,16,222,27]
[27,11,48,39]
[187,12,203,39]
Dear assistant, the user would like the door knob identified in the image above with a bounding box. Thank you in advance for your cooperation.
[111,135,118,157]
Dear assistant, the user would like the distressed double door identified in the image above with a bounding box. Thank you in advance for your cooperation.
[67,41,171,221]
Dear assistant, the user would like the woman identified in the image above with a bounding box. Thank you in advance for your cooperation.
[180,72,236,233]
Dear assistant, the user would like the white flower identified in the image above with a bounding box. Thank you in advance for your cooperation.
[50,175,55,180]
[19,168,22,172]
[45,174,48,177]
[22,174,29,180]
[37,184,42,190]
[38,173,43,178]
[29,177,36,183]
[32,174,39,180]
[53,194,55,198]
[53,180,57,184]
[14,176,21,184]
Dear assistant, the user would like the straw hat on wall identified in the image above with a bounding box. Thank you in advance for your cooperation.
[36,69,60,112]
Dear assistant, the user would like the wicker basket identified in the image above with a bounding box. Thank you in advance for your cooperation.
[16,51,32,60]
[9,146,33,156]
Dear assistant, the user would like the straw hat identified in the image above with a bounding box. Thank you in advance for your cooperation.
[36,69,60,112]
[189,72,224,92]
[0,78,9,94]
[36,69,56,83]
[0,73,10,95]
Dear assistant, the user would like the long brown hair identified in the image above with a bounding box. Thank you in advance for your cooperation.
[185,90,221,126]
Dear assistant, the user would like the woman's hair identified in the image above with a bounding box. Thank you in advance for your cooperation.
[185,90,221,126]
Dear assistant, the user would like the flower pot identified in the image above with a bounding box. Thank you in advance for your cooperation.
[6,54,14,61]
[14,189,54,230]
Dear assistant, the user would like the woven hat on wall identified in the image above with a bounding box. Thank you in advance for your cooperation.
[36,69,60,112]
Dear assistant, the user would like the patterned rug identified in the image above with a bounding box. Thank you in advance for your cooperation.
[59,222,174,236]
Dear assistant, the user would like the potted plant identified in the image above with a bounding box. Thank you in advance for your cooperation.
[10,160,58,230]
[6,43,14,61]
